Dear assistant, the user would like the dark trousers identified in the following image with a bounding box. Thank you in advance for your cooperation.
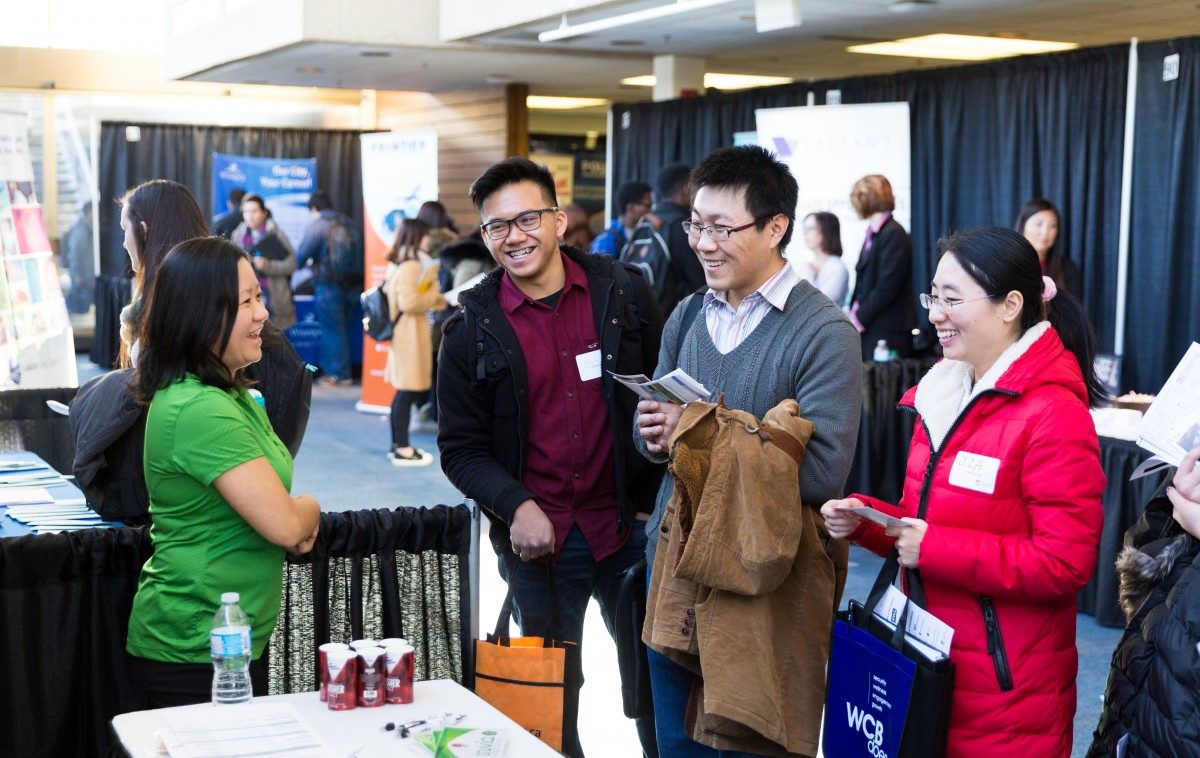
[315,282,358,380]
[390,389,427,449]
[501,523,657,758]
[130,655,268,709]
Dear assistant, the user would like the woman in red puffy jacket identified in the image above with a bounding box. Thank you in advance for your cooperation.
[823,226,1105,756]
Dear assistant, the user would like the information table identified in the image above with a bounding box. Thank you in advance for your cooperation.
[0,450,94,538]
[112,678,559,757]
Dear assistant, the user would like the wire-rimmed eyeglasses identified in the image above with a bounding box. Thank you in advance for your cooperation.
[918,293,995,313]
[681,215,773,242]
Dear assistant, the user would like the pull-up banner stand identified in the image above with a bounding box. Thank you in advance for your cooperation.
[357,131,439,413]
[755,103,911,295]
[0,110,77,389]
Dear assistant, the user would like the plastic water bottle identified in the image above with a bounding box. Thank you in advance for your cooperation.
[211,592,253,704]
[873,339,891,363]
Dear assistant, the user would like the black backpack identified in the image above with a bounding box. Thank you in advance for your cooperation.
[326,213,364,286]
[620,215,688,315]
[360,282,398,342]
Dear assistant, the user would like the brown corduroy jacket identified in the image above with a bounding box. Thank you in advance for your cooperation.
[644,398,848,757]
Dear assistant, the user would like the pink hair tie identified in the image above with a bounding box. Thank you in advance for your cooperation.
[1041,275,1057,302]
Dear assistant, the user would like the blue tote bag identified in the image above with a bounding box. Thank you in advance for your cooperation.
[823,553,954,757]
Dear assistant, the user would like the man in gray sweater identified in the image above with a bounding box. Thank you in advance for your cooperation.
[635,145,862,757]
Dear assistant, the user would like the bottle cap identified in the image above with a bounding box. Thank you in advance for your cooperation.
[221,592,240,604]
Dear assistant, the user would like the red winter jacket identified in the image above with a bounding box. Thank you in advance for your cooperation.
[849,322,1104,757]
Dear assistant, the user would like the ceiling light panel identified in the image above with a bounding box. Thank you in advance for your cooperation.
[846,33,1078,61]
[526,96,610,110]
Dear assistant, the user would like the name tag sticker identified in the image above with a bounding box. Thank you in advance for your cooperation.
[576,349,602,382]
[948,451,1000,494]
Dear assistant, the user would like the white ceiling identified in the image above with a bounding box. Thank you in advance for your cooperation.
[183,0,1198,100]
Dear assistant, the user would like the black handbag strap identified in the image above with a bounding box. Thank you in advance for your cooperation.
[492,562,560,642]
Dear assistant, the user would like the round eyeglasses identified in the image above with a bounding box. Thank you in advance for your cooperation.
[480,207,558,241]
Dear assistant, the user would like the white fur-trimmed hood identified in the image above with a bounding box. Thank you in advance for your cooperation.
[914,321,1052,451]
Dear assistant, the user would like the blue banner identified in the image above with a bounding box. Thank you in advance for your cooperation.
[211,153,316,247]
[822,620,915,758]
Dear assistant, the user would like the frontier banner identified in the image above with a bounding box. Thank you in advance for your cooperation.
[357,131,438,412]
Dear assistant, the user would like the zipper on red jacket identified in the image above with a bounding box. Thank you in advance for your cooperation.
[979,595,1014,691]
[901,387,1019,689]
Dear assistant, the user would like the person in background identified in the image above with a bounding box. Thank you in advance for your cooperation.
[438,157,664,757]
[295,190,359,387]
[823,226,1105,756]
[211,187,246,239]
[415,199,458,425]
[1088,447,1200,756]
[118,180,211,365]
[384,218,447,466]
[592,181,652,258]
[232,193,296,329]
[63,200,94,315]
[649,163,705,315]
[636,145,861,756]
[789,211,849,306]
[847,174,915,360]
[561,203,594,250]
[125,237,320,707]
[1015,198,1081,298]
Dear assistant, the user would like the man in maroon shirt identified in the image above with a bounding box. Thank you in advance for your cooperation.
[437,158,664,756]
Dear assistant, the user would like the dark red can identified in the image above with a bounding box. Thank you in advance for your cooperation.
[326,648,358,711]
[384,642,415,704]
[356,646,386,708]
[318,643,350,702]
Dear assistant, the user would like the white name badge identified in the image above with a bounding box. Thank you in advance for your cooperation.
[947,451,1001,495]
[576,349,602,382]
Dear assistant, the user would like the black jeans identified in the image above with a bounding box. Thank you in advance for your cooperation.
[389,389,427,449]
[500,523,657,758]
[130,655,268,708]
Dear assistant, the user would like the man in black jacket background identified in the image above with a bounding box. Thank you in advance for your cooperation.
[437,157,663,756]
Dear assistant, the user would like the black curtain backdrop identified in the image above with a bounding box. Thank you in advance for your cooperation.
[1122,37,1200,393]
[98,122,368,277]
[612,44,1128,353]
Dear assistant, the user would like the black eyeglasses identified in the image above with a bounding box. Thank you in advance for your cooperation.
[480,207,558,241]
[681,215,774,242]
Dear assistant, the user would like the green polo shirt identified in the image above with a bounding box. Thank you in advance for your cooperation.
[127,374,292,664]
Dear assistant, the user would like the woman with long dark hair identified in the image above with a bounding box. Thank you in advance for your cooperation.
[384,218,447,465]
[125,237,320,707]
[822,226,1105,755]
[118,180,209,364]
[1014,198,1082,298]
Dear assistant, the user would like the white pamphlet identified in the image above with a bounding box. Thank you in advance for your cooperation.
[872,584,955,661]
[844,505,910,530]
[610,368,711,404]
[160,702,333,758]
[1134,342,1200,479]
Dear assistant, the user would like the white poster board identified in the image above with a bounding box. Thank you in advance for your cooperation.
[0,110,77,389]
[755,103,911,292]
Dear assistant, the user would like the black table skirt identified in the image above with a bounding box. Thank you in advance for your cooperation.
[1077,436,1162,628]
[0,505,472,757]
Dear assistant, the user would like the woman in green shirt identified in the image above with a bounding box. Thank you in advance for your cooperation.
[126,236,321,707]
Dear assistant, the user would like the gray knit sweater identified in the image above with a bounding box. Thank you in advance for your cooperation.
[639,281,863,565]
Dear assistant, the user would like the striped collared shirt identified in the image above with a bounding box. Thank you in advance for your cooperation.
[703,262,800,354]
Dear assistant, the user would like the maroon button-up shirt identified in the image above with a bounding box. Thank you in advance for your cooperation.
[499,253,625,561]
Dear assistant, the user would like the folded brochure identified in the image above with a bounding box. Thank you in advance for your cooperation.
[610,368,711,405]
[406,727,505,757]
